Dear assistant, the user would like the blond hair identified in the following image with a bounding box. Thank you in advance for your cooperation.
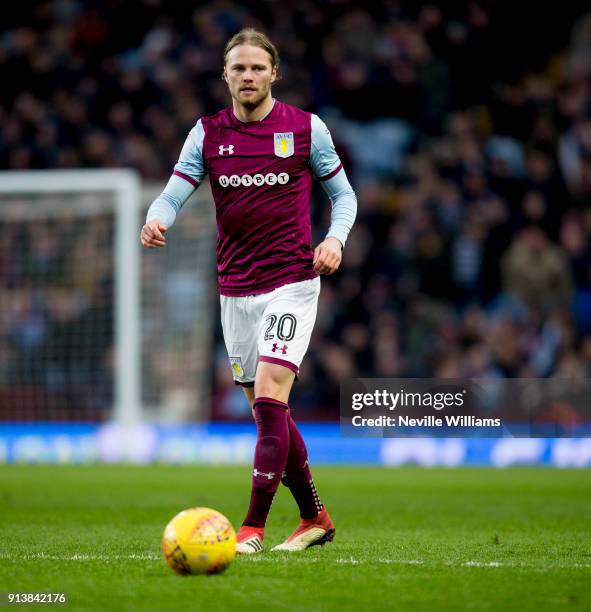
[223,28,280,70]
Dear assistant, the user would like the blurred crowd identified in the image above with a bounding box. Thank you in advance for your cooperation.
[1,1,591,420]
[0,213,114,418]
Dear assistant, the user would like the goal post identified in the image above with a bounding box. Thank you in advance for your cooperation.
[0,169,215,424]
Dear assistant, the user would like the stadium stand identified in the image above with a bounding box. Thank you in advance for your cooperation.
[1,1,590,420]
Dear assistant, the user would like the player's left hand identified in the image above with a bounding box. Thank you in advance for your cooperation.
[313,237,343,275]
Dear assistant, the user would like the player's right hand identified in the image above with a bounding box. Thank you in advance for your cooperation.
[140,220,167,248]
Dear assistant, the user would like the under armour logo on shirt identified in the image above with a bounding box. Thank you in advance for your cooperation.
[219,144,234,155]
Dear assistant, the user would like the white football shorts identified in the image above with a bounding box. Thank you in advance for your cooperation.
[220,277,321,385]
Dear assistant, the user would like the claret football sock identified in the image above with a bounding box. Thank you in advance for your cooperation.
[242,397,289,528]
[281,414,324,519]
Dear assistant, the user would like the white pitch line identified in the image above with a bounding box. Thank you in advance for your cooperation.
[238,556,591,570]
[458,560,591,570]
[378,558,424,565]
[1,553,590,570]
[0,552,161,562]
[335,557,360,565]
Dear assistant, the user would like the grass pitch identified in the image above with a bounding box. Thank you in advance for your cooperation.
[0,465,590,611]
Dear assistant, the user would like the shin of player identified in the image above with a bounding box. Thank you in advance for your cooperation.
[237,369,333,554]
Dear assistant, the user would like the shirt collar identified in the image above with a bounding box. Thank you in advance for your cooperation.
[232,98,276,124]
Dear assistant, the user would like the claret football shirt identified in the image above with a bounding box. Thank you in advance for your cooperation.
[171,100,345,297]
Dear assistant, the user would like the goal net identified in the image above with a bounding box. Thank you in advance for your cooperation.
[0,170,215,424]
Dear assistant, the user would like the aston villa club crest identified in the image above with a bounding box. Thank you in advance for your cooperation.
[274,132,294,158]
[230,356,244,378]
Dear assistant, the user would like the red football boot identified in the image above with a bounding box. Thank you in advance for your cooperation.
[271,507,335,551]
[235,526,264,554]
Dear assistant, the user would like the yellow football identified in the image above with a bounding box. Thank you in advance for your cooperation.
[162,507,236,575]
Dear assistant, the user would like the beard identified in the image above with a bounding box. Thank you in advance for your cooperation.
[234,85,270,109]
